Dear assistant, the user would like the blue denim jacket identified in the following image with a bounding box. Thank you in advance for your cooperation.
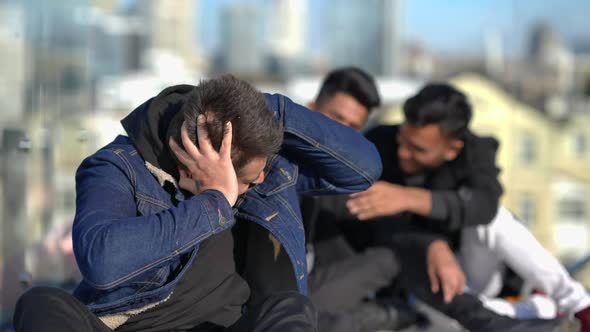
[72,94,382,316]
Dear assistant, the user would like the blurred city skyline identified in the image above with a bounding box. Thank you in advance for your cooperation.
[195,0,590,55]
[111,0,590,56]
[2,0,590,325]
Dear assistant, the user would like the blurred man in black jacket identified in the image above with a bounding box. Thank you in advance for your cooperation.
[309,78,571,332]
[348,83,589,331]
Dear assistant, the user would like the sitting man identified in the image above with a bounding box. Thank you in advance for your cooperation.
[303,67,415,332]
[304,68,570,332]
[13,75,382,332]
[347,82,589,331]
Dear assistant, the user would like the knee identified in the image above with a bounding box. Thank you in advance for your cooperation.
[267,291,315,308]
[15,287,69,312]
[265,291,317,323]
[366,247,398,277]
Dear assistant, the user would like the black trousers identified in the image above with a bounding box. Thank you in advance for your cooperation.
[390,235,565,332]
[309,236,397,313]
[13,287,317,332]
[308,236,398,332]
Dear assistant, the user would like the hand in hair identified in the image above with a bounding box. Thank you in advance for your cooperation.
[169,115,239,206]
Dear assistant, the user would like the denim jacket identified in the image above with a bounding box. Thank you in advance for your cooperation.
[72,93,382,317]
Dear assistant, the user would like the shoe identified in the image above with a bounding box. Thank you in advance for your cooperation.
[459,308,573,332]
[353,301,422,332]
[433,293,571,332]
[481,317,575,332]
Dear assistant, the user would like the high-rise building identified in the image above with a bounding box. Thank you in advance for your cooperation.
[88,8,145,79]
[525,22,575,103]
[485,29,505,76]
[269,0,306,58]
[22,0,92,116]
[139,0,195,54]
[267,0,306,76]
[529,22,561,63]
[220,4,264,75]
[0,2,26,127]
[322,0,403,76]
[382,0,404,76]
[1,128,31,323]
[135,0,207,73]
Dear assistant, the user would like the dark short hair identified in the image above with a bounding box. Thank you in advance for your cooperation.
[316,67,381,112]
[403,83,472,139]
[172,75,282,170]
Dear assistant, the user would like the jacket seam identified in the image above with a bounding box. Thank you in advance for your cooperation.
[275,195,302,225]
[85,197,223,289]
[255,164,299,196]
[86,226,213,289]
[133,266,167,293]
[112,149,137,190]
[285,127,375,185]
[296,185,336,195]
[136,193,171,209]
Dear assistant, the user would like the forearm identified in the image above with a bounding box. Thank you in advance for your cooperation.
[74,190,233,287]
[265,93,382,193]
[432,188,500,228]
[403,186,433,217]
[427,239,452,255]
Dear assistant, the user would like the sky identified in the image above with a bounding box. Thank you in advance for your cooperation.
[404,0,590,54]
[198,0,590,56]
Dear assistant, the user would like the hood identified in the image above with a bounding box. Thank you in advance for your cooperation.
[121,84,195,182]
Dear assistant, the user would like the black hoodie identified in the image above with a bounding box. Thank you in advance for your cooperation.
[121,84,193,183]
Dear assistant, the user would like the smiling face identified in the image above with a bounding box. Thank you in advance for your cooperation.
[397,123,464,174]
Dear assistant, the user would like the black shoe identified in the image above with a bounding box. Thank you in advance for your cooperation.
[485,317,574,332]
[459,309,572,332]
[353,302,422,332]
[416,292,572,332]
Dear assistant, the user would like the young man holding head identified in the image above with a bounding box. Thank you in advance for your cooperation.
[13,75,383,332]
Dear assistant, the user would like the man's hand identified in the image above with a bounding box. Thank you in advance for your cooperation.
[346,181,409,220]
[169,115,239,206]
[426,240,465,304]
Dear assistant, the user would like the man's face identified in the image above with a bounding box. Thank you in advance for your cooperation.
[313,92,369,131]
[397,123,463,174]
[236,157,267,195]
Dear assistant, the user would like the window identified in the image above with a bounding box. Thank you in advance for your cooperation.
[573,133,587,159]
[518,194,536,226]
[519,134,537,164]
[559,198,586,221]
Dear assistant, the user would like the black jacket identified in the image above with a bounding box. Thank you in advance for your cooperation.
[365,125,503,246]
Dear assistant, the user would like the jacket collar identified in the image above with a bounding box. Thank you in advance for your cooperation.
[121,84,195,182]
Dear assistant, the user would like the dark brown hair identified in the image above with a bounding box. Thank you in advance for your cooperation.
[403,83,472,139]
[172,75,282,170]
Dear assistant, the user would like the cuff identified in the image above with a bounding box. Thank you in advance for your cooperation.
[430,191,450,220]
[196,190,235,232]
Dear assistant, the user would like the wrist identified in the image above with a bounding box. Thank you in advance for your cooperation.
[428,239,450,256]
[201,186,237,206]
[404,187,432,216]
[200,188,231,205]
